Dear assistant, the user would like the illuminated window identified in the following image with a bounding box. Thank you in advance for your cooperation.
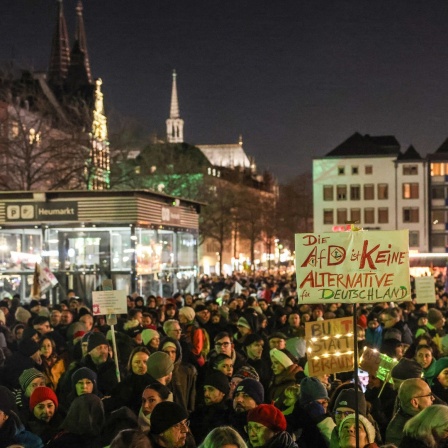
[323,185,333,201]
[365,165,373,174]
[350,208,361,223]
[323,209,333,224]
[352,166,359,175]
[403,208,419,223]
[350,185,361,200]
[402,183,419,199]
[337,185,347,200]
[364,184,374,200]
[431,163,448,176]
[337,208,348,224]
[378,208,389,223]
[378,184,388,200]
[338,166,345,175]
[364,208,374,224]
[403,165,418,175]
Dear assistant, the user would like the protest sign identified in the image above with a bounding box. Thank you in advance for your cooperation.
[414,276,436,304]
[295,230,411,303]
[305,317,354,376]
[359,347,397,384]
[92,290,127,316]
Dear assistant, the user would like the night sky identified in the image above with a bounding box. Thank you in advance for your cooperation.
[2,1,448,180]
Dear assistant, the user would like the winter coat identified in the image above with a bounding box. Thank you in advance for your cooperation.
[268,364,302,409]
[0,411,43,448]
[249,431,298,448]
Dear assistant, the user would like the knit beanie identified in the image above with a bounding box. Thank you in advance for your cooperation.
[339,414,375,444]
[146,351,174,379]
[237,317,251,329]
[15,306,32,324]
[29,299,40,309]
[150,401,188,434]
[0,387,17,416]
[235,379,264,405]
[204,371,230,395]
[247,404,287,432]
[232,365,260,381]
[18,338,40,357]
[71,367,98,388]
[299,377,328,405]
[334,388,367,416]
[87,332,109,353]
[142,329,160,346]
[428,308,444,326]
[124,319,144,338]
[29,386,58,411]
[19,368,45,392]
[242,333,263,347]
[434,357,448,379]
[178,306,195,322]
[391,358,423,380]
[270,348,294,369]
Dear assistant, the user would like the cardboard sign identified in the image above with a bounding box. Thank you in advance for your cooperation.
[92,290,127,316]
[305,317,354,376]
[414,276,436,304]
[359,347,397,383]
[295,230,411,303]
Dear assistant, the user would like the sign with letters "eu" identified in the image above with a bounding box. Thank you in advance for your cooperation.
[6,202,78,222]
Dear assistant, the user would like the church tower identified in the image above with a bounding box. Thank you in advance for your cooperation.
[48,0,70,87]
[166,70,184,143]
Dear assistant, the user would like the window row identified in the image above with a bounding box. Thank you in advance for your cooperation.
[337,164,418,176]
[323,207,420,225]
[324,183,420,201]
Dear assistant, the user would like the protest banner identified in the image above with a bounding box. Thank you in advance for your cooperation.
[295,230,411,303]
[92,290,127,316]
[414,276,436,304]
[359,347,397,385]
[305,317,354,376]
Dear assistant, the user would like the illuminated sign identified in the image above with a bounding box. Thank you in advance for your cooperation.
[6,202,78,222]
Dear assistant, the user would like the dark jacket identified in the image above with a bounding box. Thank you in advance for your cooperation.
[0,411,43,448]
[189,401,229,445]
[80,354,119,396]
[249,431,298,448]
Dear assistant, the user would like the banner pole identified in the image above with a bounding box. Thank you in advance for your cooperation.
[353,302,359,448]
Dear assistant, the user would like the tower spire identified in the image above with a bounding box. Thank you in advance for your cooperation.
[48,0,70,86]
[166,70,184,143]
[66,0,92,87]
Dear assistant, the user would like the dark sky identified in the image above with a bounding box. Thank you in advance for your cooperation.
[2,1,448,180]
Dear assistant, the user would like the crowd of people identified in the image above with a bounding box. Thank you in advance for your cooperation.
[0,273,447,448]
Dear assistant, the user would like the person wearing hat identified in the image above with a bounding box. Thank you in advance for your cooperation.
[139,383,172,434]
[228,378,265,439]
[189,371,230,444]
[416,308,446,351]
[0,386,44,448]
[146,351,175,386]
[268,332,287,351]
[26,386,63,443]
[339,413,378,448]
[386,378,434,446]
[243,334,272,391]
[78,331,119,396]
[149,401,192,448]
[286,376,335,448]
[246,403,297,448]
[380,328,404,360]
[267,348,302,409]
[431,356,448,402]
[161,337,197,414]
[365,313,383,349]
[178,306,208,368]
[390,357,423,391]
[142,328,161,353]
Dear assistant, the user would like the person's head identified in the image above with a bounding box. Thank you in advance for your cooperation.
[415,344,434,370]
[87,332,110,366]
[434,357,448,388]
[243,334,264,361]
[268,333,287,350]
[428,308,446,330]
[19,368,46,397]
[214,332,234,357]
[161,339,179,364]
[233,379,264,413]
[338,414,376,448]
[270,348,294,375]
[110,429,152,448]
[381,308,399,329]
[236,317,252,336]
[283,384,300,408]
[332,388,367,426]
[178,307,195,325]
[246,404,287,447]
[150,401,189,448]
[398,378,434,415]
[33,316,52,335]
[146,351,174,384]
[204,371,230,406]
[71,367,98,396]
[39,336,56,360]
[288,313,301,328]
[163,319,182,340]
[195,305,210,324]
[50,309,62,327]
[142,312,153,327]
[128,346,151,376]
[61,309,74,325]
[79,313,94,332]
[212,354,234,378]
[390,358,423,390]
[30,386,58,422]
[0,388,15,429]
[403,405,448,448]
[299,377,329,408]
[142,329,160,349]
[198,426,247,448]
[141,383,171,416]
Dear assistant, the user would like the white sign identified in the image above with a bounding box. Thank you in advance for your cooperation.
[414,276,436,304]
[295,230,411,303]
[92,290,127,316]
